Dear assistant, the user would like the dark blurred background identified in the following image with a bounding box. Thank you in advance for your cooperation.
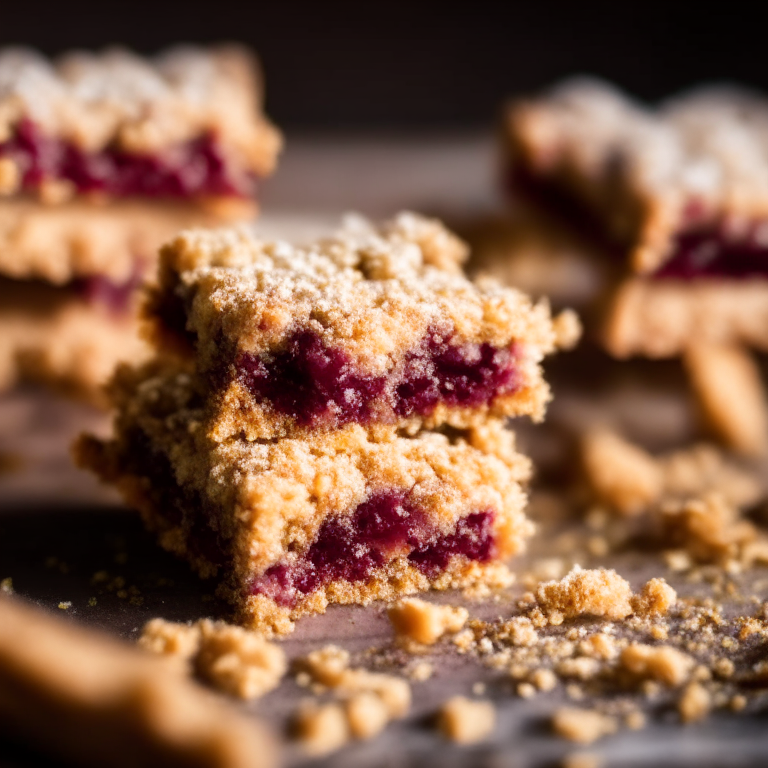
[5,2,768,130]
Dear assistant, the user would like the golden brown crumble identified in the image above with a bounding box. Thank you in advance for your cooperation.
[630,579,677,617]
[536,567,633,621]
[293,701,350,757]
[345,692,391,739]
[138,617,286,700]
[387,597,468,646]
[678,682,711,723]
[436,696,496,744]
[551,708,617,745]
[620,644,693,687]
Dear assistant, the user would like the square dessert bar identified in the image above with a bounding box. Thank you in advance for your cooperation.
[505,79,768,357]
[147,213,571,441]
[74,363,533,635]
[0,45,281,286]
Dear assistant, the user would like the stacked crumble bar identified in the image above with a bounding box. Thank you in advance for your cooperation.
[0,46,281,398]
[505,78,768,358]
[502,79,768,453]
[76,213,574,634]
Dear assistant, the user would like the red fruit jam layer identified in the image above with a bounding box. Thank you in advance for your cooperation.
[251,490,496,607]
[236,329,522,428]
[653,225,768,279]
[0,119,256,199]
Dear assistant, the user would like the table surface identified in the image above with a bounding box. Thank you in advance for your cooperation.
[1,135,767,768]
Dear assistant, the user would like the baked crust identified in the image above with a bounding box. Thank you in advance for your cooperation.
[147,212,573,441]
[0,46,281,173]
[0,279,148,401]
[0,198,245,284]
[74,362,533,636]
[603,277,768,358]
[0,596,279,768]
[505,78,768,274]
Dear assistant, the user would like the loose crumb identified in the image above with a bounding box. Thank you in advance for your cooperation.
[0,578,13,595]
[195,619,287,700]
[408,661,434,682]
[437,696,496,744]
[345,692,390,740]
[57,602,71,610]
[388,598,468,645]
[537,567,633,621]
[138,617,286,699]
[678,682,711,723]
[631,578,677,617]
[552,708,617,744]
[620,644,693,687]
[293,701,350,756]
[562,753,604,768]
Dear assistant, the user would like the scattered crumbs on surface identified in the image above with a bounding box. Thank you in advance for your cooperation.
[437,696,496,744]
[87,597,97,607]
[0,577,13,595]
[57,602,71,610]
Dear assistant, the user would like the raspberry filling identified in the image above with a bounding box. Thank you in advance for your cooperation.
[236,329,522,428]
[251,490,496,606]
[653,225,768,279]
[0,119,256,199]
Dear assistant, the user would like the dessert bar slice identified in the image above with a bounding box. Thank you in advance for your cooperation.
[74,363,533,636]
[148,213,571,441]
[505,79,768,356]
[0,45,281,285]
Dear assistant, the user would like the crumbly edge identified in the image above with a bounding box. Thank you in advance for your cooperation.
[0,198,254,285]
[74,363,533,636]
[0,45,282,175]
[602,277,768,358]
[0,595,279,768]
[504,79,768,274]
[0,281,148,402]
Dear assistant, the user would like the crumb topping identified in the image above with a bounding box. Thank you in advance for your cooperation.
[0,46,281,172]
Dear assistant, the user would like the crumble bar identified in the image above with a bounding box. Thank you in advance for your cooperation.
[147,213,573,441]
[74,363,533,635]
[506,79,768,357]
